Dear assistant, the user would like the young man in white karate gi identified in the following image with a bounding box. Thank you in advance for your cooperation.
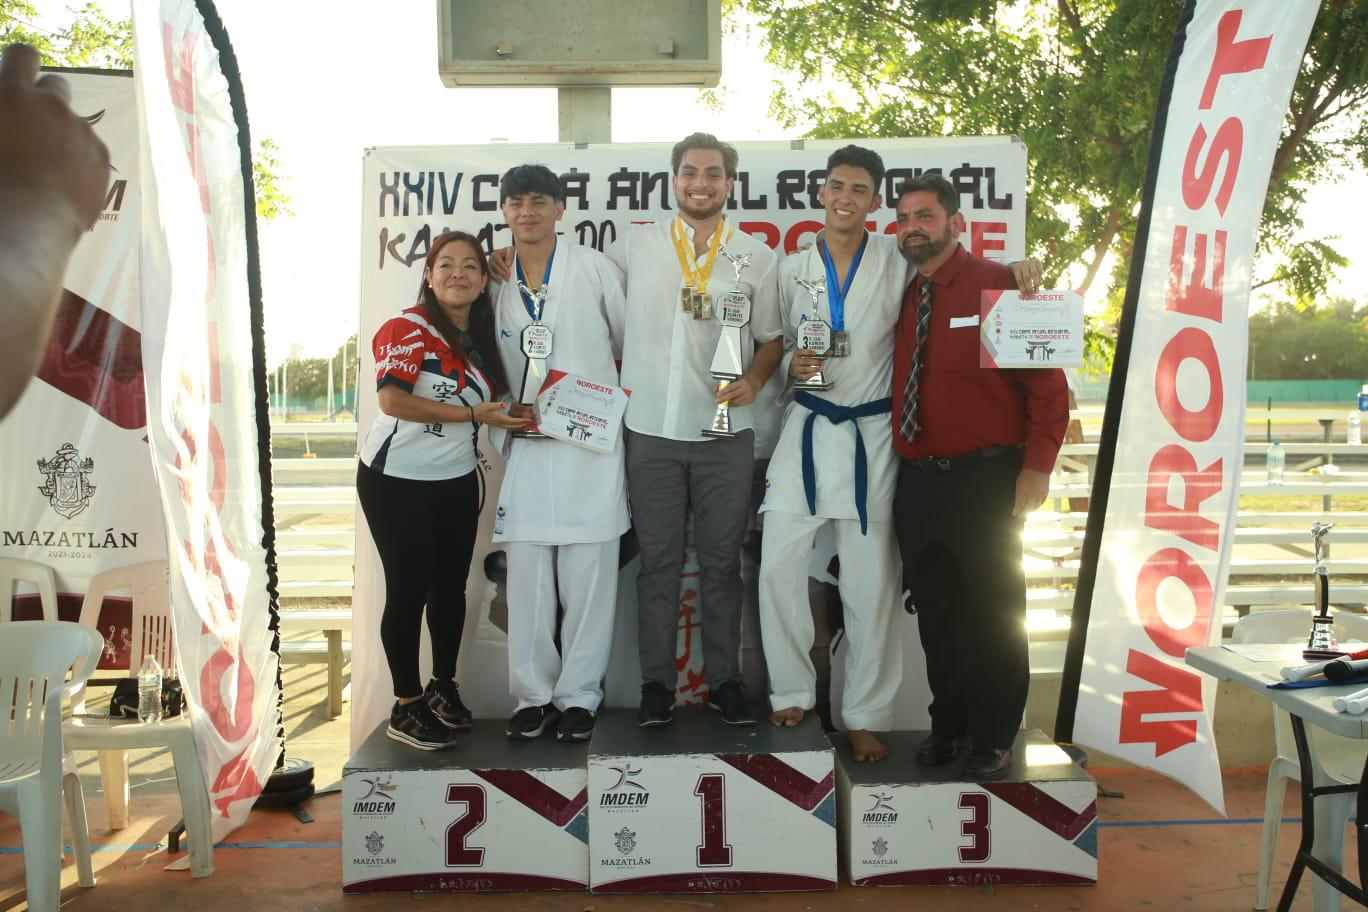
[490,164,629,742]
[758,145,906,762]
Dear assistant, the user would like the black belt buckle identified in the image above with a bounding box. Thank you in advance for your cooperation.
[934,457,953,472]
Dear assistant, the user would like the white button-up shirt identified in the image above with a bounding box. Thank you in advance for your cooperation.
[608,218,782,442]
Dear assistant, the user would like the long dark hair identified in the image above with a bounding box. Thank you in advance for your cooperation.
[417,231,510,396]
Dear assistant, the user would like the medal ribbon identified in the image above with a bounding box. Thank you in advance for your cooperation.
[671,217,728,294]
[514,242,556,322]
[818,232,868,332]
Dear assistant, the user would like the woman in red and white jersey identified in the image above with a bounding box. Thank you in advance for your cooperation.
[357,230,526,750]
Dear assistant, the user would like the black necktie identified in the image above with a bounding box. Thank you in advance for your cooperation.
[899,276,933,442]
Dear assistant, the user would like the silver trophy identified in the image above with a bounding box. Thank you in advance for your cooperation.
[514,281,552,439]
[793,276,833,392]
[1304,521,1344,659]
[702,249,752,438]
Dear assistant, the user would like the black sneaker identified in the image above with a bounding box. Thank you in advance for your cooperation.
[507,704,560,739]
[424,678,472,729]
[708,681,757,726]
[387,699,459,751]
[638,682,674,727]
[557,707,597,742]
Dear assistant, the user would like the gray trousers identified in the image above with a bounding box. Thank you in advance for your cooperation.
[625,427,754,690]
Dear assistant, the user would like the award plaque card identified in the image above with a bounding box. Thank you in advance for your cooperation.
[535,369,630,455]
[980,290,1085,368]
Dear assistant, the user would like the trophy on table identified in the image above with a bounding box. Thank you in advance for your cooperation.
[1303,521,1345,660]
[702,249,752,439]
[793,276,833,392]
[514,282,552,439]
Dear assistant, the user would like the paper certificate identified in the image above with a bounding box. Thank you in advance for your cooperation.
[980,290,1084,368]
[535,370,630,454]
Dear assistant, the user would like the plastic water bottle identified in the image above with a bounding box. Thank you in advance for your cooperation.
[1266,441,1285,485]
[1350,411,1362,445]
[1359,383,1368,412]
[138,655,163,723]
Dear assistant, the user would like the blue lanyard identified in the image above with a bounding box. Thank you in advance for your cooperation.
[818,233,868,332]
[514,243,556,322]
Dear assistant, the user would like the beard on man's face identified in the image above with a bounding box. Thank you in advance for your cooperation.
[900,223,954,265]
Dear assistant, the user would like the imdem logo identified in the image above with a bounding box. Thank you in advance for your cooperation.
[599,764,649,808]
[353,775,398,816]
[863,792,898,824]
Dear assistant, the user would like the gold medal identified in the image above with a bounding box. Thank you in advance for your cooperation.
[672,217,729,321]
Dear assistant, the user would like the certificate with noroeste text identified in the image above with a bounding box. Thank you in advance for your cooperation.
[980,290,1085,368]
[536,370,631,454]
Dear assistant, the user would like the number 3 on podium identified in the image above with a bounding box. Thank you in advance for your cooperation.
[958,791,991,864]
[694,773,733,867]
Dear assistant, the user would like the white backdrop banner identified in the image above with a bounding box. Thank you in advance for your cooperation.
[351,137,1027,748]
[132,0,281,838]
[1073,1,1320,812]
[0,71,168,662]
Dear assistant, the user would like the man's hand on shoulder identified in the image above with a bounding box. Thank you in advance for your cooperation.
[489,246,514,283]
[1012,467,1050,517]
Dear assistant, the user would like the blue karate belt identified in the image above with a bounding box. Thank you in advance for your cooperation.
[794,390,892,535]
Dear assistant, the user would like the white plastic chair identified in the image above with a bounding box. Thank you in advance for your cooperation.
[0,556,60,621]
[65,561,214,877]
[0,621,105,912]
[1233,608,1368,911]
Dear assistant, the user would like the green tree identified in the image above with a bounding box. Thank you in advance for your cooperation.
[1249,298,1368,380]
[736,0,1368,331]
[1,1,132,68]
[3,1,292,222]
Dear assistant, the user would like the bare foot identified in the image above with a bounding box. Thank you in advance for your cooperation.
[849,730,888,763]
[769,706,804,727]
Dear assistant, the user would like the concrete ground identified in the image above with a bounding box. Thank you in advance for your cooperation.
[0,658,1348,911]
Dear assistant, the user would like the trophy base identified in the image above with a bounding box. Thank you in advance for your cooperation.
[512,430,547,439]
[1305,647,1349,660]
[793,378,833,392]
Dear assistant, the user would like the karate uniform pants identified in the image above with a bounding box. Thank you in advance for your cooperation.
[758,509,902,732]
[506,539,619,712]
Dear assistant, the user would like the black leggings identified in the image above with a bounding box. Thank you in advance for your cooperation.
[356,462,480,699]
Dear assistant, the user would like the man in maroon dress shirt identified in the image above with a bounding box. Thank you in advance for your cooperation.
[890,173,1067,781]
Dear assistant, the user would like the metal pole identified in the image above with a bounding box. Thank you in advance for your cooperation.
[326,354,335,421]
[557,87,611,144]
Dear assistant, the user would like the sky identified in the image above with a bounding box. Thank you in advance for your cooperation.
[29,0,1368,366]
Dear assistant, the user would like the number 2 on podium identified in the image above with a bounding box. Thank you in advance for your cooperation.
[446,784,487,867]
[694,773,733,867]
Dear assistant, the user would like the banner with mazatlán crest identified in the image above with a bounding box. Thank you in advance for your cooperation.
[0,70,168,669]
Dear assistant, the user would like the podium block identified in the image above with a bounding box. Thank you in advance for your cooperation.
[342,721,589,893]
[587,708,837,893]
[837,729,1097,887]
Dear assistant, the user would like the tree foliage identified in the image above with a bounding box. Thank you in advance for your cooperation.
[1249,298,1368,381]
[2,0,292,222]
[1,1,132,68]
[736,0,1368,323]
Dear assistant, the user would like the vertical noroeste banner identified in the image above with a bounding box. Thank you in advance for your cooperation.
[131,0,282,838]
[1062,1,1321,812]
